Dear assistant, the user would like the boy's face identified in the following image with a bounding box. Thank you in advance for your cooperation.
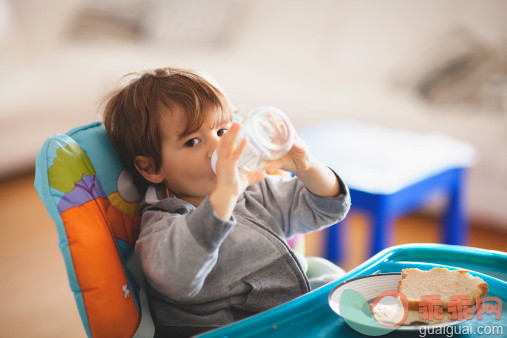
[154,106,231,205]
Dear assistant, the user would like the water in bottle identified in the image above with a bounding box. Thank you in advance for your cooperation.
[211,106,295,173]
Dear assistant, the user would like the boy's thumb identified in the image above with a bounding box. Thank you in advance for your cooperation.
[265,161,282,175]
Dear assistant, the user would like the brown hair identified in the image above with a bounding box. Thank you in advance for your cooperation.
[103,67,235,193]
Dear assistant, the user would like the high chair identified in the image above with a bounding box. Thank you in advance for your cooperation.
[35,122,153,337]
[34,122,344,337]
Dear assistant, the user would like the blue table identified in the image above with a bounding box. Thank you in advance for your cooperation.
[299,120,475,262]
[199,244,507,337]
[325,167,468,261]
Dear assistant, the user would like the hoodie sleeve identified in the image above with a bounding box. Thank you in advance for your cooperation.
[243,169,351,238]
[135,196,235,300]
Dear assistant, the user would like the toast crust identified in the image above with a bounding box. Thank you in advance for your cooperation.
[398,268,488,311]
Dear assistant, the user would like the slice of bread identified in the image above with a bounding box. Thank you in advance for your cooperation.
[398,267,488,311]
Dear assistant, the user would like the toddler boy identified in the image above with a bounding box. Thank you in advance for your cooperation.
[103,67,350,337]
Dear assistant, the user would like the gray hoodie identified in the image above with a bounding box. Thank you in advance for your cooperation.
[135,173,350,336]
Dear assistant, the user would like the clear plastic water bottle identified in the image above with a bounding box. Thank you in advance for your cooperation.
[211,106,295,173]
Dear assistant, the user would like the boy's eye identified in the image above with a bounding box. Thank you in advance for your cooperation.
[217,128,228,137]
[184,138,200,147]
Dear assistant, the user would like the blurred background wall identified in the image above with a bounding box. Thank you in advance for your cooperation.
[1,0,506,227]
[1,1,507,337]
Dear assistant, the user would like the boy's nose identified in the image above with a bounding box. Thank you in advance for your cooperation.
[207,136,220,158]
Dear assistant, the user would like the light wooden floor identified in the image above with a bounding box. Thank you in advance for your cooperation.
[1,173,506,337]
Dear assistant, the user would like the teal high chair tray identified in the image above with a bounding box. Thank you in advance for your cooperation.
[199,244,507,337]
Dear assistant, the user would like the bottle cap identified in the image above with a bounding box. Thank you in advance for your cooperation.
[245,106,294,159]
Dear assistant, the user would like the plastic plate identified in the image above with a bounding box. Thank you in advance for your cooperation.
[328,273,471,331]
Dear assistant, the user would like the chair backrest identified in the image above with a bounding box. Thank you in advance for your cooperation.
[34,122,143,337]
[34,121,305,337]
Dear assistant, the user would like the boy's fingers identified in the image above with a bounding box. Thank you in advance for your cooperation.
[265,160,283,175]
[291,135,308,152]
[231,137,248,160]
[219,123,241,157]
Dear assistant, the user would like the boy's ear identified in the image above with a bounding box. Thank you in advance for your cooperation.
[134,156,164,184]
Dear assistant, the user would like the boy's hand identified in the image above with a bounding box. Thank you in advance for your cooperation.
[264,135,312,177]
[210,123,266,220]
[264,134,341,198]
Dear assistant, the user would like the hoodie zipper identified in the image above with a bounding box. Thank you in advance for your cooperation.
[236,212,310,292]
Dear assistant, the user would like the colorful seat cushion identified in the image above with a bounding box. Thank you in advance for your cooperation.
[35,122,142,337]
